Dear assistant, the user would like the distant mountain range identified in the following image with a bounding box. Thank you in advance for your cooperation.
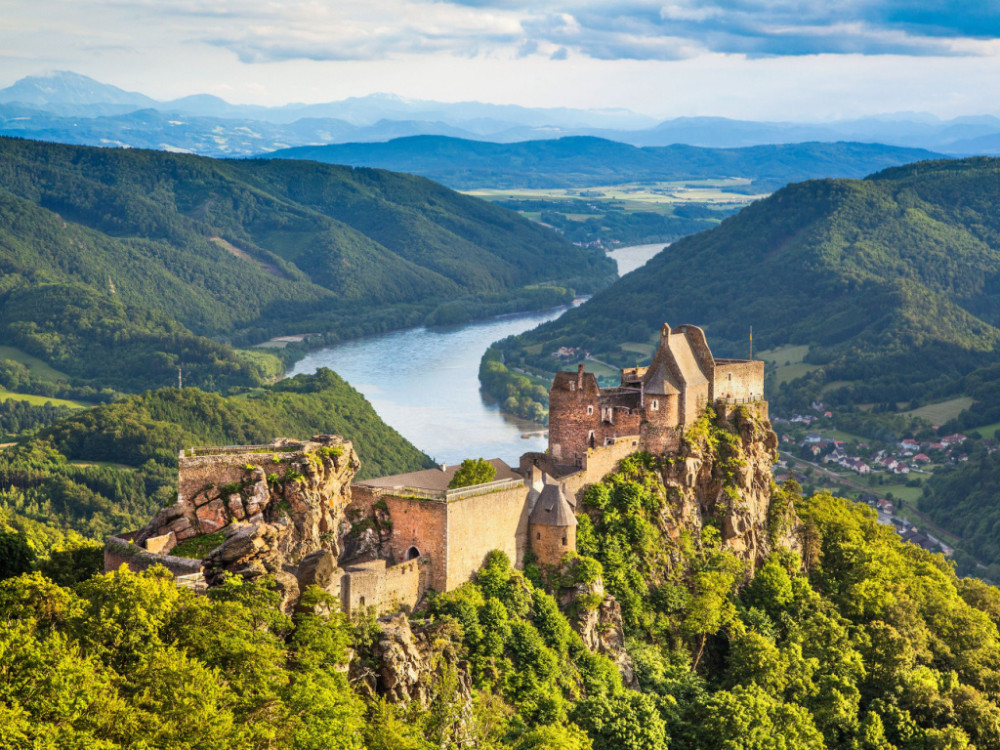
[268,136,943,191]
[2,71,1000,157]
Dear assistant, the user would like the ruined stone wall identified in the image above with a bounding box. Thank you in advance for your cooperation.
[347,485,385,519]
[383,558,429,613]
[177,451,290,518]
[680,382,710,428]
[444,486,532,591]
[341,559,386,614]
[104,533,203,576]
[530,522,576,567]
[715,360,765,402]
[383,496,448,592]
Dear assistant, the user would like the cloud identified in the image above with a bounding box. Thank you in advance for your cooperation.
[16,0,1000,68]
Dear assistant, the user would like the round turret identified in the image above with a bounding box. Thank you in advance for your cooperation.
[529,484,577,567]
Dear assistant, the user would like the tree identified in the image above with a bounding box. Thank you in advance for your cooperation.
[449,458,497,489]
[0,529,35,580]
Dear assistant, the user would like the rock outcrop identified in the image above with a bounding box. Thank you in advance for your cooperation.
[659,406,798,572]
[560,577,638,689]
[134,436,360,593]
[352,614,474,742]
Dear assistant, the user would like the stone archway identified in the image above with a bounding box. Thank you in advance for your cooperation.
[405,546,420,560]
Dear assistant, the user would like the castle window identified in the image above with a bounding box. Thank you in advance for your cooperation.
[728,373,733,381]
[405,546,420,560]
[587,405,594,415]
[569,382,575,391]
[359,596,366,608]
[588,431,595,448]
[562,536,567,545]
[536,532,541,540]
[651,399,659,410]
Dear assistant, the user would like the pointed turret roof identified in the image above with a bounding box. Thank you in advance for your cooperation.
[529,484,577,527]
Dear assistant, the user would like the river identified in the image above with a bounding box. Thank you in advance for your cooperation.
[288,242,667,466]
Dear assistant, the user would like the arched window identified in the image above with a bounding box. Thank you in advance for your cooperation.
[651,399,659,410]
[588,430,596,448]
[405,546,420,560]
[587,405,594,415]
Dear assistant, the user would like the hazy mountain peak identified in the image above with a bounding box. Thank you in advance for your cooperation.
[0,70,155,108]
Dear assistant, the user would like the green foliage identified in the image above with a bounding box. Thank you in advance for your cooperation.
[0,527,35,580]
[490,157,1000,413]
[171,530,227,559]
[448,457,498,489]
[480,346,550,423]
[0,136,613,394]
[0,567,365,748]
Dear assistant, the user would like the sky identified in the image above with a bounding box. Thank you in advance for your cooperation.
[2,0,1000,120]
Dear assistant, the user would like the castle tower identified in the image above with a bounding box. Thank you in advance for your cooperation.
[529,483,577,567]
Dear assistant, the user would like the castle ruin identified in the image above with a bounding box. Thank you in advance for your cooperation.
[106,322,768,616]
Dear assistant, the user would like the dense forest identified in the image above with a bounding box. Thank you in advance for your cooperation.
[4,437,1000,748]
[486,157,1000,416]
[270,136,940,192]
[0,136,614,394]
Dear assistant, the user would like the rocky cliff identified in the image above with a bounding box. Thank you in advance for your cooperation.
[658,405,797,572]
[134,436,360,594]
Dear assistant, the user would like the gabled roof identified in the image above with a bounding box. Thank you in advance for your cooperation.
[643,363,680,396]
[529,484,577,527]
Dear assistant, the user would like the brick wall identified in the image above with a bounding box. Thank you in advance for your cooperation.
[530,523,576,567]
[383,495,448,591]
[444,485,531,591]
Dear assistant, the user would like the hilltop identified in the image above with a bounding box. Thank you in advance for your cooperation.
[0,137,613,394]
[488,157,1000,414]
[268,135,942,191]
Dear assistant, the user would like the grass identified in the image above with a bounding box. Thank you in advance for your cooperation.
[0,387,89,409]
[756,344,820,385]
[0,345,71,382]
[579,360,620,379]
[464,180,768,209]
[171,530,228,559]
[967,421,1000,439]
[621,341,656,357]
[902,397,974,425]
[878,483,925,504]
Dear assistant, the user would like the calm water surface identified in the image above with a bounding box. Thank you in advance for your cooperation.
[289,243,665,466]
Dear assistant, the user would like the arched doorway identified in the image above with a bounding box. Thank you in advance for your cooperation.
[405,546,420,560]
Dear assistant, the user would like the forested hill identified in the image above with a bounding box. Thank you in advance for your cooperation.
[492,157,1000,410]
[268,135,941,190]
[0,137,614,393]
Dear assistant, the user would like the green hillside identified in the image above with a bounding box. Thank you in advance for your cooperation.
[489,157,1000,413]
[270,135,941,191]
[0,137,614,393]
[0,369,434,542]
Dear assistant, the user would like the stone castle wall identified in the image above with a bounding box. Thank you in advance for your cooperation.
[105,532,203,577]
[443,485,531,591]
[530,522,576,567]
[341,557,429,615]
[383,495,449,592]
[715,360,765,402]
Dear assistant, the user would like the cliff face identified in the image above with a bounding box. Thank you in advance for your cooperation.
[659,405,798,572]
[135,436,360,592]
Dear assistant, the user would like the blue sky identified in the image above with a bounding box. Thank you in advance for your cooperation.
[2,0,999,119]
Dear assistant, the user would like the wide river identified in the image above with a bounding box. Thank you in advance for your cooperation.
[288,243,666,466]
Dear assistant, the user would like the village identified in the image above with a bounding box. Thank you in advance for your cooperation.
[767,398,999,559]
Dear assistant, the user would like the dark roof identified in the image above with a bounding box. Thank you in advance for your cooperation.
[529,484,577,527]
[355,458,518,492]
